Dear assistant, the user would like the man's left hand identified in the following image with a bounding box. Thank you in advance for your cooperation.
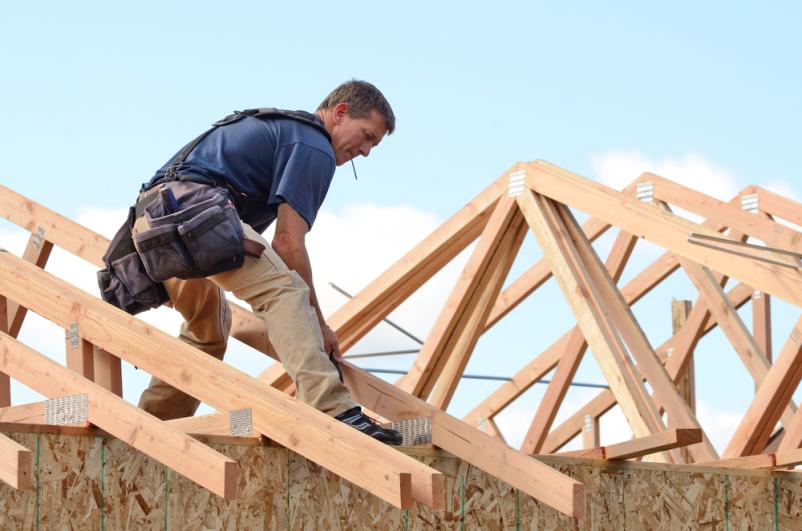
[321,323,342,361]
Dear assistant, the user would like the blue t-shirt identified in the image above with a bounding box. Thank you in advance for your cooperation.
[146,115,335,233]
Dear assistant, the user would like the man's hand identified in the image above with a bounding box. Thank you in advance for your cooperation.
[321,323,342,361]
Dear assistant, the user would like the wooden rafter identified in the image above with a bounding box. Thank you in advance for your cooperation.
[556,428,702,461]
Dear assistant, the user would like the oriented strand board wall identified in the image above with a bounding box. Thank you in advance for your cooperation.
[1,430,801,529]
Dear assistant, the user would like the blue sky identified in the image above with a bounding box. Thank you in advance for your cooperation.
[2,2,801,451]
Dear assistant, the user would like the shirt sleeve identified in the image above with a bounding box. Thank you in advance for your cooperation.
[270,142,335,229]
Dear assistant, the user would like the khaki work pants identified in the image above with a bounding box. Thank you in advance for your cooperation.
[134,216,356,420]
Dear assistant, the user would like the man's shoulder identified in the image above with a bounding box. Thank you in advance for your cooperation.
[268,117,333,158]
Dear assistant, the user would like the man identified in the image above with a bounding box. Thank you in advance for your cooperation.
[132,80,401,444]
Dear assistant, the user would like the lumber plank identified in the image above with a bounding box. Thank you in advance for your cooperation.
[0,253,437,510]
[65,337,94,380]
[582,415,599,449]
[464,250,680,426]
[484,217,610,329]
[516,191,664,441]
[647,174,802,254]
[428,205,527,409]
[519,230,636,454]
[724,316,802,457]
[679,259,797,429]
[553,202,715,462]
[432,411,584,519]
[755,185,802,228]
[0,295,8,407]
[556,429,702,461]
[7,231,53,337]
[0,402,46,423]
[542,283,753,454]
[0,330,237,498]
[523,161,802,308]
[752,289,772,363]
[92,346,122,396]
[400,196,521,399]
[0,432,31,490]
[336,362,585,518]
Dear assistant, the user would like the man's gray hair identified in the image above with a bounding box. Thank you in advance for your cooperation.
[318,79,396,134]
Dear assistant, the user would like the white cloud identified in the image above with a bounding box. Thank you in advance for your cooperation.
[592,150,741,201]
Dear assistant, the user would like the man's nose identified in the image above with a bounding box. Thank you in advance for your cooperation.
[359,144,371,157]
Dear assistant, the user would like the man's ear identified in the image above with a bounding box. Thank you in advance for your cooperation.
[333,102,349,125]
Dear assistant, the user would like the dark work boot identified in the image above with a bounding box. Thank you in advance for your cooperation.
[335,406,403,445]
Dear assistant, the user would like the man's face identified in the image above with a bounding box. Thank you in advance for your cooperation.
[330,103,388,166]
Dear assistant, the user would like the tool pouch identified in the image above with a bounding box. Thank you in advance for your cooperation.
[133,183,245,280]
[97,208,170,315]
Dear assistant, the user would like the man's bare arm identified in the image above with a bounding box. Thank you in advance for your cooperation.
[271,203,341,358]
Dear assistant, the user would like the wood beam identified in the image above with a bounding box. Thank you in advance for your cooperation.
[399,196,521,400]
[0,432,31,490]
[0,331,237,498]
[516,190,665,443]
[542,283,753,454]
[0,402,46,423]
[556,429,702,461]
[428,205,527,409]
[7,230,54,337]
[724,316,802,457]
[755,186,802,228]
[679,259,796,430]
[753,290,772,364]
[582,415,599,449]
[552,202,715,462]
[65,336,94,380]
[463,250,680,425]
[483,217,610,329]
[523,161,802,307]
[0,252,440,510]
[92,346,122,396]
[0,295,8,407]
[335,362,585,518]
[519,230,636,454]
[671,299,695,418]
[647,174,802,254]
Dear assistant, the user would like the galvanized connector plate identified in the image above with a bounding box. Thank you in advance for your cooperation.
[741,193,759,213]
[229,408,253,437]
[508,171,526,198]
[45,393,88,425]
[385,416,432,446]
[636,182,654,203]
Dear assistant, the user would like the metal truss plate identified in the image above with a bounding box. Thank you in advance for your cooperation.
[508,171,526,197]
[635,182,654,203]
[229,408,253,437]
[741,193,759,213]
[44,393,88,425]
[385,416,432,446]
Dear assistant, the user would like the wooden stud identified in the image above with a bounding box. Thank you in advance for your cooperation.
[523,161,802,308]
[553,202,715,462]
[0,331,236,498]
[671,299,695,414]
[582,414,600,449]
[542,283,754,454]
[92,346,122,397]
[484,217,611,329]
[0,402,46,423]
[464,250,681,426]
[520,231,636,454]
[516,191,665,443]
[0,432,31,490]
[724,317,802,457]
[647,174,802,254]
[0,295,8,407]
[6,230,54,337]
[753,290,772,364]
[557,429,702,461]
[0,252,440,511]
[428,206,527,409]
[755,185,802,228]
[399,196,521,400]
[65,336,94,381]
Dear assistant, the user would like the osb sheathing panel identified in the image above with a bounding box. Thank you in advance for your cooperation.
[1,430,802,530]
